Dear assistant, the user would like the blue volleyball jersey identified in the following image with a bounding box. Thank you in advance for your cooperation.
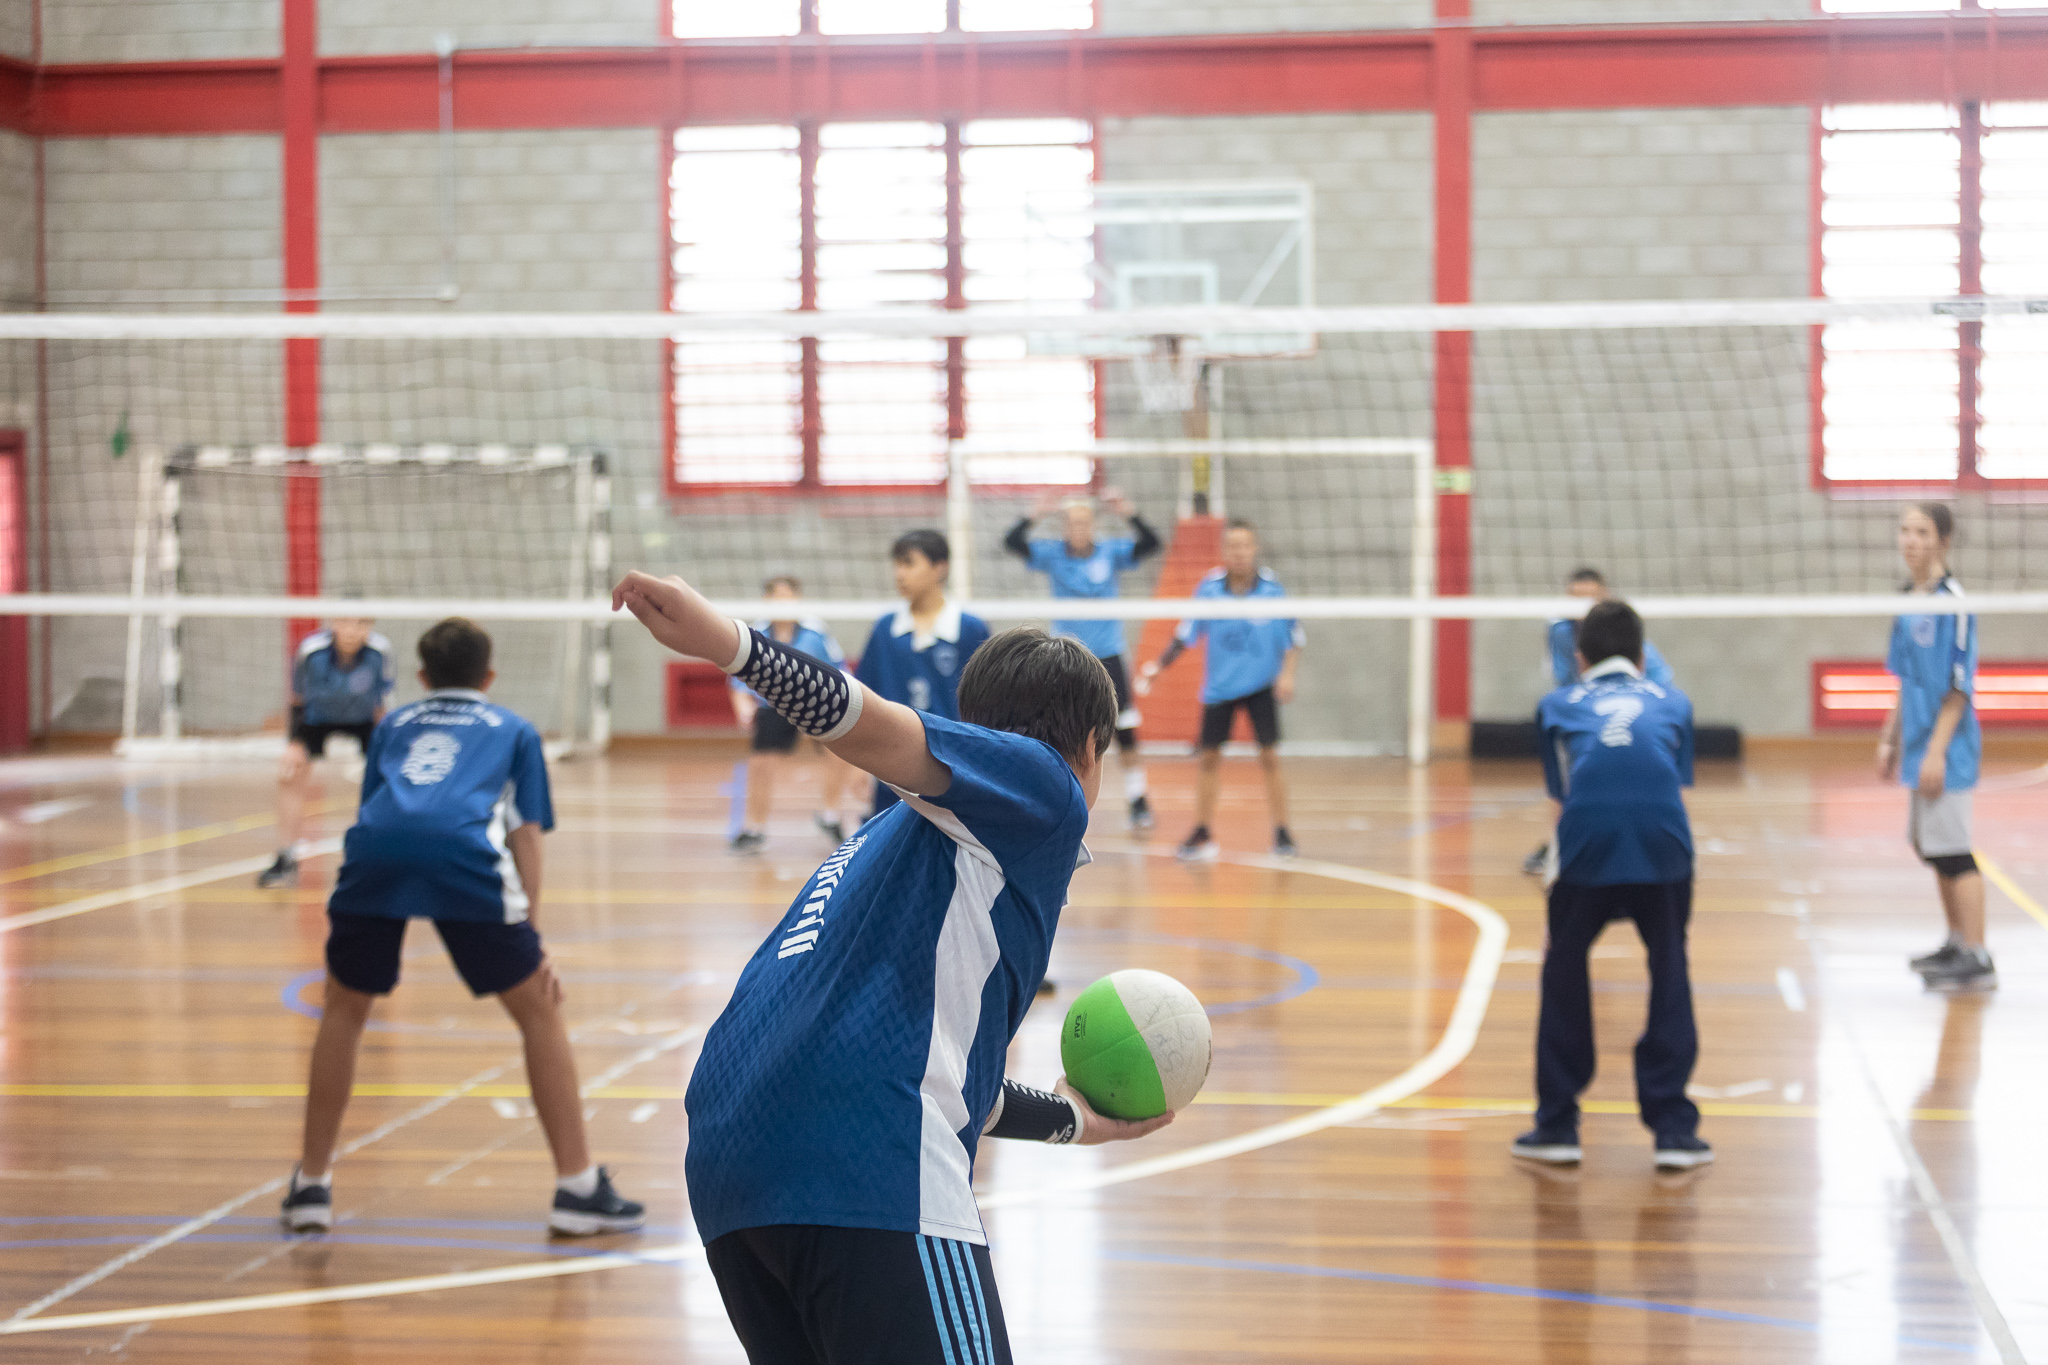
[685,714,1091,1247]
[1539,659,1695,887]
[1027,536,1141,660]
[293,630,395,725]
[1173,568,1305,705]
[732,618,846,701]
[1888,576,1980,793]
[853,603,991,719]
[328,690,555,924]
[1547,619,1673,688]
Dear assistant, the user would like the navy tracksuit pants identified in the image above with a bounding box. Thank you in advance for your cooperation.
[1535,877,1701,1139]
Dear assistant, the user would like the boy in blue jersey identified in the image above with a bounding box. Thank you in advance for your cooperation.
[257,618,395,889]
[1523,569,1675,877]
[614,569,1175,1365]
[729,575,856,854]
[1515,600,1711,1173]
[1004,486,1164,828]
[1881,503,1993,992]
[1137,519,1304,861]
[279,619,645,1237]
[855,529,992,820]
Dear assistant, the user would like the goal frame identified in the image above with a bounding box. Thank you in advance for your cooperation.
[116,443,614,760]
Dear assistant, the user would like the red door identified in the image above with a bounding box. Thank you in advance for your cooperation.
[0,431,27,755]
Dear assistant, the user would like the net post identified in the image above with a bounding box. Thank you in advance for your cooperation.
[588,450,613,753]
[156,455,184,741]
[946,437,973,600]
[120,447,163,749]
[1408,440,1437,768]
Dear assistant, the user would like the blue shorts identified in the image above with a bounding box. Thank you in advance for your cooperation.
[326,912,544,998]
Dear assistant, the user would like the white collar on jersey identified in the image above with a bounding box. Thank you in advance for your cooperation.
[889,600,963,649]
[1582,657,1641,681]
[424,688,490,702]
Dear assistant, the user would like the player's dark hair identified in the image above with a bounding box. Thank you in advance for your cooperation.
[763,573,802,593]
[1912,502,1955,542]
[1225,518,1257,535]
[958,627,1117,761]
[1568,566,1605,587]
[890,529,950,566]
[1576,600,1644,669]
[419,617,493,690]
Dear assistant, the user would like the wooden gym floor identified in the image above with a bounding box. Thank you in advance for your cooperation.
[1,741,2044,1362]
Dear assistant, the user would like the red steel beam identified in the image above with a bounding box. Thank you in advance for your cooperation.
[282,0,322,653]
[1432,5,1473,728]
[12,17,2048,138]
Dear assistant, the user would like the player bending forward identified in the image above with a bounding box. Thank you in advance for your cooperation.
[615,570,1173,1364]
[280,619,645,1236]
[258,618,395,889]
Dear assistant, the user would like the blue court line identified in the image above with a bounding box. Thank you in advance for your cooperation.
[1058,928,1319,1016]
[1103,1250,1977,1356]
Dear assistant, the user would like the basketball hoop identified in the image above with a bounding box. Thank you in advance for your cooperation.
[1130,338,1203,414]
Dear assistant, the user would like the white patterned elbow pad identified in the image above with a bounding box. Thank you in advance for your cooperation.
[722,620,863,742]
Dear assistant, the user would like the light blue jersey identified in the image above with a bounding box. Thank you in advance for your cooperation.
[1888,576,1980,793]
[1173,568,1304,705]
[1547,619,1672,689]
[1539,659,1695,887]
[294,629,395,725]
[1027,537,1142,660]
[732,618,845,700]
[329,690,555,924]
[685,714,1091,1247]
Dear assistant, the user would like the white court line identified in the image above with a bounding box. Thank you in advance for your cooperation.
[0,847,1507,1336]
[0,837,343,934]
[1775,966,1807,1013]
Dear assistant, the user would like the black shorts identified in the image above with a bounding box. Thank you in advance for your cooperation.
[752,706,800,755]
[325,912,545,998]
[1198,686,1280,749]
[1100,653,1141,734]
[707,1225,1011,1365]
[293,720,375,758]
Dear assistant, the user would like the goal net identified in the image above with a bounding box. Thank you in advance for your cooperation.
[3,299,2045,760]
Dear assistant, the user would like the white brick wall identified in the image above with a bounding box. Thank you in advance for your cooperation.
[0,132,32,309]
[0,0,33,59]
[321,1,658,55]
[1472,0,1809,22]
[41,0,277,62]
[1099,0,1425,32]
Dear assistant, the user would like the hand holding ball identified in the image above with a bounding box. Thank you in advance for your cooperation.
[1060,970,1212,1121]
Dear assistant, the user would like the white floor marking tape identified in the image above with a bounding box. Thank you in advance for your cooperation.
[0,837,343,934]
[0,848,1505,1336]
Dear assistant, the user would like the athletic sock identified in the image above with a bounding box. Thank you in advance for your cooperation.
[557,1165,600,1198]
[1123,769,1148,801]
[294,1167,332,1191]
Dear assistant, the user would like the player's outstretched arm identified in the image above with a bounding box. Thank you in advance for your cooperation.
[613,571,949,796]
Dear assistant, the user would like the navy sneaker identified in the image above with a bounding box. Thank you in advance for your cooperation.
[815,812,846,845]
[1910,939,1961,972]
[1522,843,1549,877]
[1272,829,1299,859]
[550,1167,646,1236]
[257,853,299,889]
[1920,948,1996,993]
[279,1166,332,1232]
[1653,1133,1715,1170]
[729,830,767,855]
[1511,1128,1582,1165]
[1176,833,1219,864]
[1129,795,1155,830]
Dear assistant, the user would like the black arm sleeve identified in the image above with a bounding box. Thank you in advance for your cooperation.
[983,1080,1080,1144]
[1128,514,1163,563]
[720,623,863,742]
[1002,517,1035,562]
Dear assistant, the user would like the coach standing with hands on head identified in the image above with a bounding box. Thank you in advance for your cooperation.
[1513,600,1713,1173]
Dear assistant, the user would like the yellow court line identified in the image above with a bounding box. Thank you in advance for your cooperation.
[0,1085,1976,1123]
[0,813,276,886]
[1976,850,2048,933]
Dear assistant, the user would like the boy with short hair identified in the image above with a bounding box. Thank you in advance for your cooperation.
[258,618,395,889]
[1515,599,1711,1173]
[729,574,857,853]
[280,617,644,1236]
[1003,486,1164,829]
[613,570,1175,1365]
[1136,519,1304,861]
[854,529,991,818]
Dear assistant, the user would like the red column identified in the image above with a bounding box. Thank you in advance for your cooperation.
[944,120,966,443]
[1957,98,1985,486]
[1432,5,1474,728]
[798,122,822,489]
[282,0,322,648]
